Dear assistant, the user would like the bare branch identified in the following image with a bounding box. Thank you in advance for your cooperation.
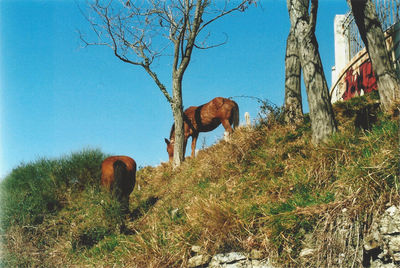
[194,32,228,49]
[81,0,255,104]
[143,64,174,103]
[198,0,253,33]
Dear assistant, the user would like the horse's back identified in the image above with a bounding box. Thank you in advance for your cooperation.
[101,156,136,190]
[206,97,238,122]
[183,97,238,132]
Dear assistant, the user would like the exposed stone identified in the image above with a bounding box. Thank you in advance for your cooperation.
[379,206,400,235]
[387,235,400,252]
[207,252,275,268]
[370,259,398,268]
[393,252,400,262]
[363,206,400,267]
[251,259,276,268]
[364,232,381,251]
[208,252,247,267]
[188,254,211,268]
[191,245,202,254]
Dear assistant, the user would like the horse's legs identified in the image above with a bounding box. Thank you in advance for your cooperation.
[221,119,233,141]
[191,134,198,157]
[221,119,234,133]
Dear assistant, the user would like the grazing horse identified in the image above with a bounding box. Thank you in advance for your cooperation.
[164,97,239,162]
[101,156,136,213]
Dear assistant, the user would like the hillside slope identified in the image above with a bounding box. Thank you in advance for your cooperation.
[1,93,398,267]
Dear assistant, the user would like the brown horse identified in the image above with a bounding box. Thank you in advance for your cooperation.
[164,97,239,162]
[101,156,136,213]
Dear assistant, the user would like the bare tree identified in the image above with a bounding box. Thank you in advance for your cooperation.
[347,0,400,112]
[287,0,337,144]
[80,0,255,168]
[283,26,303,125]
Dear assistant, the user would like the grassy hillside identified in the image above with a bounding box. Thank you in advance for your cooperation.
[1,93,398,267]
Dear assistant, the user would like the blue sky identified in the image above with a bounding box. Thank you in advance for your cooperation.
[0,0,349,178]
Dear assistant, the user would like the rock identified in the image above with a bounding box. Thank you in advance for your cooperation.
[363,205,400,266]
[209,252,247,266]
[379,206,400,235]
[387,235,400,252]
[364,233,381,251]
[188,254,211,268]
[393,252,400,262]
[251,259,276,268]
[370,259,398,268]
[191,245,202,254]
[206,251,275,268]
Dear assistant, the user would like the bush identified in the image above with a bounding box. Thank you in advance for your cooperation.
[256,98,285,128]
[0,159,61,229]
[0,149,107,231]
[55,148,107,189]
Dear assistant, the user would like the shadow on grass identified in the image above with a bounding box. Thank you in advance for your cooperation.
[130,196,159,221]
[119,196,160,235]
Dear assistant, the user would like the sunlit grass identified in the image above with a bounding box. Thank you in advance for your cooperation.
[1,93,398,267]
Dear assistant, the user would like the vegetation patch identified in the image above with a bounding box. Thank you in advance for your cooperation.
[1,96,398,267]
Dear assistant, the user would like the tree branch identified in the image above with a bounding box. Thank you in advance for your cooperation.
[142,64,173,103]
[194,32,228,49]
[198,0,252,33]
[81,0,255,105]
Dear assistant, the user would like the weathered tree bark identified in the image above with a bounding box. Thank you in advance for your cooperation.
[287,0,337,144]
[171,75,185,167]
[348,0,400,112]
[284,27,303,125]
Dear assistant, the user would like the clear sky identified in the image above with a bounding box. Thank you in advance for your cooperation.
[0,0,349,178]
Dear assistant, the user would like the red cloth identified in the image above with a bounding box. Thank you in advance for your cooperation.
[342,60,377,100]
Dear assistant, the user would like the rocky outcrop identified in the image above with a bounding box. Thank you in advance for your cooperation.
[187,247,274,268]
[363,205,400,267]
[187,206,400,267]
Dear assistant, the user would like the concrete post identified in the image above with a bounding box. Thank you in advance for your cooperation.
[331,15,350,103]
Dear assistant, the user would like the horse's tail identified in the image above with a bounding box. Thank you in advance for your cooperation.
[232,101,239,129]
[113,160,129,211]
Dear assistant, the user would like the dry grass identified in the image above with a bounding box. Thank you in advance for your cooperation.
[1,94,398,267]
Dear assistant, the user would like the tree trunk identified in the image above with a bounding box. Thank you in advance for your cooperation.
[288,0,337,144]
[284,26,303,125]
[171,73,185,168]
[348,0,400,112]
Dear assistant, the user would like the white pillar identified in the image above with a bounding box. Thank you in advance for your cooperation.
[244,112,251,127]
[331,14,350,103]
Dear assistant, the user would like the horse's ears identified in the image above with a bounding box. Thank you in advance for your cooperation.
[164,138,170,145]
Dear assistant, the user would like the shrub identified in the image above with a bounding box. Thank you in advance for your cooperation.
[0,149,107,231]
[256,98,285,128]
[0,159,61,229]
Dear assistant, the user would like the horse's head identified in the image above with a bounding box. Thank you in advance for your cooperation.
[164,138,174,162]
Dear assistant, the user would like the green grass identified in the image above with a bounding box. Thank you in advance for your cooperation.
[0,149,107,230]
[1,95,398,267]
